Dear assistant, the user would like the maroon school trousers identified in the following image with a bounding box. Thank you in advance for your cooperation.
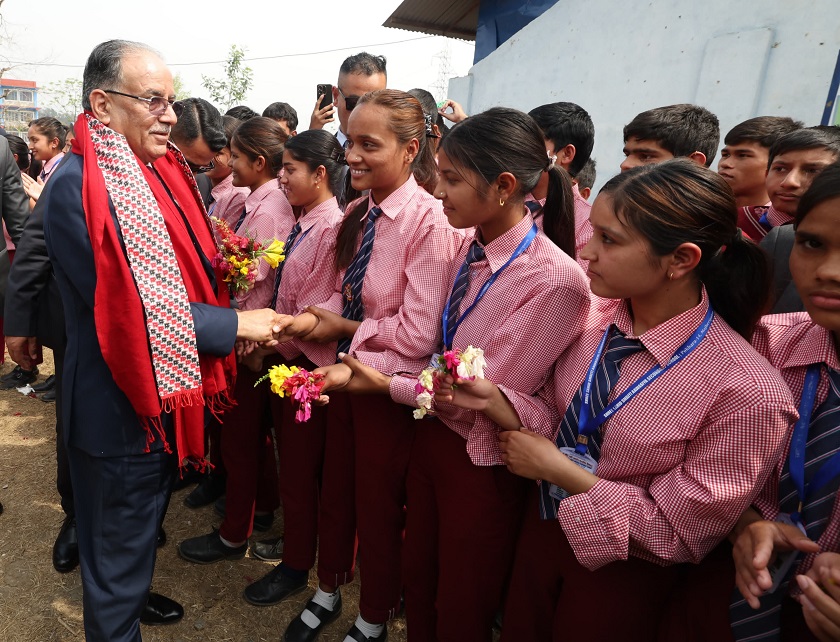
[353,395,416,624]
[273,356,329,573]
[218,356,281,543]
[315,390,358,587]
[403,417,527,642]
[501,486,679,642]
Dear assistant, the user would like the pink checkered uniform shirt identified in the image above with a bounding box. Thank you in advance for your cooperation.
[503,291,797,570]
[751,312,840,574]
[316,175,465,374]
[235,179,295,310]
[525,183,592,271]
[389,213,591,465]
[274,197,344,368]
[208,173,248,226]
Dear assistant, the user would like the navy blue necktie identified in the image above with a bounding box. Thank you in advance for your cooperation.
[730,367,840,640]
[337,206,382,356]
[444,241,486,347]
[233,206,248,233]
[758,210,772,232]
[538,330,644,520]
[525,200,541,216]
[268,222,302,311]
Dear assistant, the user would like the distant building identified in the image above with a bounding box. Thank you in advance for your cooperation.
[385,0,840,192]
[0,79,39,136]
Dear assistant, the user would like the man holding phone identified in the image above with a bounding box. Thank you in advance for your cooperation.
[308,51,387,149]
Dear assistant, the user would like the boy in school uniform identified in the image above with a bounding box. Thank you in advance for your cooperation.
[528,102,596,257]
[718,116,802,241]
[574,157,596,202]
[620,103,720,172]
[760,129,840,313]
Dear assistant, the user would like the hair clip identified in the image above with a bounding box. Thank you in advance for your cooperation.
[331,149,347,165]
[424,113,439,138]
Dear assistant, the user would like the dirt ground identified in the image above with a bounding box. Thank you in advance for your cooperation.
[0,347,408,642]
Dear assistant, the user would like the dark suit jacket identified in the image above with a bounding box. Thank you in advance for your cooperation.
[42,153,238,457]
[4,195,65,349]
[0,136,32,312]
[760,224,804,314]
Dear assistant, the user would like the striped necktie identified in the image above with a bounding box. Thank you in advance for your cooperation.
[539,330,644,520]
[233,206,248,233]
[730,367,840,640]
[268,222,302,311]
[337,206,382,356]
[444,241,486,347]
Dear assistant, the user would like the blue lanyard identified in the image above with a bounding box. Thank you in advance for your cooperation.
[441,223,538,349]
[575,305,715,455]
[788,364,840,523]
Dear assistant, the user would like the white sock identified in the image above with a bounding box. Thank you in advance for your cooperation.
[300,588,340,628]
[218,534,245,548]
[345,614,384,641]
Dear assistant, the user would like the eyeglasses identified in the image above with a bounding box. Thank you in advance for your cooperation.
[103,90,176,116]
[336,86,361,112]
[186,158,215,174]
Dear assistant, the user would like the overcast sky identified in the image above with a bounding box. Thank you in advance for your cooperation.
[0,0,475,129]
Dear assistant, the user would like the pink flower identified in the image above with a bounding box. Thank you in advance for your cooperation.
[442,350,461,373]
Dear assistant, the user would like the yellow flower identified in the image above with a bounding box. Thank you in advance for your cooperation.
[240,266,249,275]
[263,239,286,269]
[267,364,300,397]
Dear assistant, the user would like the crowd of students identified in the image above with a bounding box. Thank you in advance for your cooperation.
[8,45,840,642]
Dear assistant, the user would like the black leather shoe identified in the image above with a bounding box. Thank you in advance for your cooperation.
[178,530,246,564]
[184,473,226,508]
[344,623,388,642]
[53,516,79,573]
[0,501,4,515]
[40,388,56,403]
[215,496,274,532]
[0,365,38,389]
[243,565,306,606]
[31,374,56,392]
[141,591,184,625]
[284,593,343,642]
[157,527,166,548]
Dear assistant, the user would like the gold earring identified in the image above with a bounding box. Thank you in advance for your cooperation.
[499,198,505,207]
[668,272,674,280]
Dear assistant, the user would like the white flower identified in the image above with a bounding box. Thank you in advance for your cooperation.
[418,368,435,391]
[456,346,486,379]
[413,407,428,420]
[413,389,434,420]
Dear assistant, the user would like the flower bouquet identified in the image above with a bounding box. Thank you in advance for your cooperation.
[414,345,486,419]
[256,364,325,423]
[210,217,285,294]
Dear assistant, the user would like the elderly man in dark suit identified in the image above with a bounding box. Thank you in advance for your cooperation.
[37,39,283,642]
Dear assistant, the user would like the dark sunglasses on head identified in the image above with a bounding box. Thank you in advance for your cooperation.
[186,158,215,174]
[337,86,361,111]
[103,89,177,116]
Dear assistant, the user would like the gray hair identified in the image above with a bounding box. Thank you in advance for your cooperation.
[82,40,160,110]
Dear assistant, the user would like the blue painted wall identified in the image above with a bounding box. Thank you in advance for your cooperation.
[474,0,560,63]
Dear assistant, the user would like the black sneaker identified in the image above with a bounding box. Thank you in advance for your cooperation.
[0,365,38,389]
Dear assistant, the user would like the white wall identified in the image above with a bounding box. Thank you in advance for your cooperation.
[447,0,839,193]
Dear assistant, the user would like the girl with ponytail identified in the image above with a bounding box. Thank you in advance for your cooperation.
[321,106,590,640]
[437,158,798,641]
[268,89,464,642]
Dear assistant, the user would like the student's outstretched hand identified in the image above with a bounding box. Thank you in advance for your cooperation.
[309,95,335,130]
[436,374,523,430]
[797,557,840,642]
[301,306,359,343]
[21,173,44,201]
[313,362,354,394]
[438,99,467,124]
[338,352,391,394]
[732,518,820,608]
